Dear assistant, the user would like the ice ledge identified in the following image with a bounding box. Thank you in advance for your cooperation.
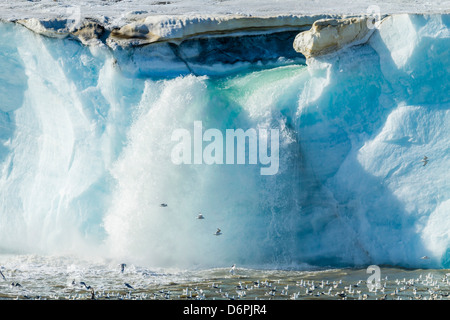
[2,0,449,48]
[293,13,450,59]
[14,14,341,48]
[107,14,333,47]
[293,17,375,59]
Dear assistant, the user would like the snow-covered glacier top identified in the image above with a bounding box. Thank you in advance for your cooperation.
[1,0,449,29]
[1,0,450,23]
[3,0,449,49]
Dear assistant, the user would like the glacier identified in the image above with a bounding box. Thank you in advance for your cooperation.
[0,13,448,270]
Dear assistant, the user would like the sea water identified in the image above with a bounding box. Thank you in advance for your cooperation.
[0,254,449,300]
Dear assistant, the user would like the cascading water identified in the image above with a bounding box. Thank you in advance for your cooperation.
[0,13,448,270]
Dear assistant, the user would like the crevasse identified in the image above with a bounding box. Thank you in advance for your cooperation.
[0,14,448,269]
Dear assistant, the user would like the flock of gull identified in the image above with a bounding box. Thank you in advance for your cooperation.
[1,261,450,300]
[195,271,450,301]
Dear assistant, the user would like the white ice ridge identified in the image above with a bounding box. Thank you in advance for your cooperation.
[1,0,449,47]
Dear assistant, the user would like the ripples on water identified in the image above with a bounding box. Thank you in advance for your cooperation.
[0,255,449,300]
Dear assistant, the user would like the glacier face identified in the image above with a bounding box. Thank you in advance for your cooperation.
[0,14,448,269]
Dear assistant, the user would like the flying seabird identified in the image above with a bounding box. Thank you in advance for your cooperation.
[420,256,430,260]
[421,156,429,166]
[120,263,127,273]
[160,203,168,207]
[197,213,204,219]
[215,228,222,236]
[80,281,92,290]
[0,269,5,281]
[125,283,134,290]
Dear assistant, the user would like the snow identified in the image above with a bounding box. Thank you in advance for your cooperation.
[1,0,449,28]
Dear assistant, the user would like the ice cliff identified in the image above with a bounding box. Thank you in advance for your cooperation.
[0,9,448,269]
